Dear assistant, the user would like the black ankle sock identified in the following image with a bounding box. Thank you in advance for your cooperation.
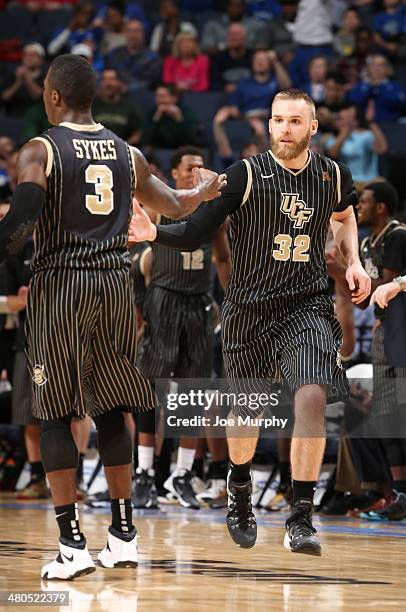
[230,460,251,484]
[279,462,290,486]
[192,457,204,480]
[208,460,228,480]
[111,498,134,535]
[292,480,316,506]
[393,480,406,494]
[30,461,45,481]
[55,502,85,543]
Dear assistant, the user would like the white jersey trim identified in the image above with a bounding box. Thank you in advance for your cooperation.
[31,137,54,177]
[242,158,252,205]
[59,122,104,132]
[331,160,341,206]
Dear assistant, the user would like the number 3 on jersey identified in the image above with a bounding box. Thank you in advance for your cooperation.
[85,164,114,215]
[272,234,310,262]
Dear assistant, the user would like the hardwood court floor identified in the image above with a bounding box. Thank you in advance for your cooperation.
[0,495,406,611]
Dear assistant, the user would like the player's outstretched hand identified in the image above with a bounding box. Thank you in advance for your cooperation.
[128,200,157,245]
[345,262,371,304]
[370,281,401,309]
[193,167,227,201]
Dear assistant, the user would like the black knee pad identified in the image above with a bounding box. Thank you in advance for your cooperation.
[137,409,156,435]
[40,416,78,473]
[94,409,132,467]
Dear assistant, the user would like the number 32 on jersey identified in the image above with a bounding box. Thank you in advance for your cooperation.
[272,234,310,262]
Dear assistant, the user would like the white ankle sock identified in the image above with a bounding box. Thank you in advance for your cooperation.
[138,445,154,471]
[176,447,196,473]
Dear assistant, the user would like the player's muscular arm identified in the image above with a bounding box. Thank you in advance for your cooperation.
[129,160,247,251]
[0,141,47,261]
[330,205,371,304]
[213,220,232,292]
[131,147,226,219]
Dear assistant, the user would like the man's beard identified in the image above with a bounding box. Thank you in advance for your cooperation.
[271,128,312,160]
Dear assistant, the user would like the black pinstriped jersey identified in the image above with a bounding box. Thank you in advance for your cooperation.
[360,220,406,280]
[360,219,406,318]
[150,213,213,295]
[31,122,135,272]
[156,150,357,306]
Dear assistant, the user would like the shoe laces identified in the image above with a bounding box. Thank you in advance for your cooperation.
[287,507,317,538]
[228,484,256,528]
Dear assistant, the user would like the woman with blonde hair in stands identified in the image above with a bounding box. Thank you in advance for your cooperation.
[163,32,210,92]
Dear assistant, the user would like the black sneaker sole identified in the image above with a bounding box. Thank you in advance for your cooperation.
[227,522,257,548]
[114,560,139,568]
[42,566,96,581]
[284,533,322,556]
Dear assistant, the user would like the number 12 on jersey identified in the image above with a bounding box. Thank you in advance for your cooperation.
[181,249,204,270]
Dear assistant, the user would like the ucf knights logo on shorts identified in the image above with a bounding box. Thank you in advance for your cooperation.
[32,364,48,387]
[280,193,313,228]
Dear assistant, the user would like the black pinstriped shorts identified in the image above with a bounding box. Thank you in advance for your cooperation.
[372,325,406,416]
[137,285,213,380]
[12,351,38,425]
[221,294,349,417]
[25,268,157,420]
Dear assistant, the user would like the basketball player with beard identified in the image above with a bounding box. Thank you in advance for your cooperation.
[130,89,371,556]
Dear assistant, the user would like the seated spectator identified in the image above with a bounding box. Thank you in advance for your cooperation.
[246,0,281,21]
[213,106,268,168]
[92,68,143,144]
[325,104,388,185]
[201,0,267,54]
[13,1,77,9]
[23,102,50,143]
[47,1,98,57]
[163,32,209,92]
[338,27,376,89]
[106,20,162,91]
[150,0,197,58]
[373,0,405,61]
[210,23,252,92]
[289,0,335,88]
[142,84,200,148]
[0,150,17,201]
[0,138,17,199]
[98,0,127,56]
[316,72,347,133]
[334,6,361,58]
[262,0,298,67]
[1,43,46,118]
[348,54,406,122]
[302,55,329,104]
[70,42,104,77]
[227,49,292,119]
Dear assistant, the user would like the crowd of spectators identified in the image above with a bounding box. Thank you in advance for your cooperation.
[1,0,406,516]
[0,0,405,184]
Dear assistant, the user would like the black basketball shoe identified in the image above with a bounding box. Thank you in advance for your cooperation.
[284,498,321,556]
[132,468,158,509]
[164,469,200,509]
[226,471,257,548]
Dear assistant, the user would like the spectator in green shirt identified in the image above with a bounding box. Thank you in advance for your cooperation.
[92,68,143,144]
[142,84,200,149]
